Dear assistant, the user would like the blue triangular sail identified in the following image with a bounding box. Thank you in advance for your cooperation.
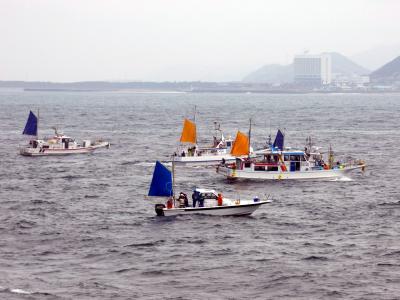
[273,129,284,150]
[148,161,173,197]
[22,111,38,136]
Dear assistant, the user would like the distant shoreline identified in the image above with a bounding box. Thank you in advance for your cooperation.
[14,88,400,94]
[0,80,398,94]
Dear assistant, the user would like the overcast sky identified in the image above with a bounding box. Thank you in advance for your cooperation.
[1,0,399,82]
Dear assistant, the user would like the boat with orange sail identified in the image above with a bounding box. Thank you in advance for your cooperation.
[172,118,256,165]
[217,129,366,180]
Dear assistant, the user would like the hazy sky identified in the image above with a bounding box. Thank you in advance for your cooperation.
[1,0,399,82]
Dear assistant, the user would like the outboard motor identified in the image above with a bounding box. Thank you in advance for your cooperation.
[155,204,166,216]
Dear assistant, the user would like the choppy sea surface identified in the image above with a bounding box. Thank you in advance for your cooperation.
[0,90,400,299]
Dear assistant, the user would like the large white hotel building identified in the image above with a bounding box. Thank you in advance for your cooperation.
[294,53,332,86]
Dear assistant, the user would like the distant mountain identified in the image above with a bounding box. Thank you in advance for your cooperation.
[370,56,400,84]
[242,64,293,84]
[243,52,369,83]
[329,52,370,76]
[351,44,400,71]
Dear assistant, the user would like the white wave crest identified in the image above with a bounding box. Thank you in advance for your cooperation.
[330,176,353,182]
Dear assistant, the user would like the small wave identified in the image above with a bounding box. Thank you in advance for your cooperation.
[378,201,400,206]
[382,250,400,257]
[61,175,84,180]
[84,195,99,199]
[124,240,165,248]
[83,253,104,259]
[326,291,342,296]
[11,288,31,294]
[377,263,400,267]
[175,238,206,245]
[253,258,273,262]
[141,270,168,276]
[0,287,34,295]
[39,250,57,256]
[122,161,155,167]
[115,267,138,273]
[16,220,36,229]
[303,255,329,261]
[31,199,53,204]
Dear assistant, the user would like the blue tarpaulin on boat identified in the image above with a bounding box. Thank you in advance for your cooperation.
[22,111,38,136]
[273,129,284,150]
[148,161,173,197]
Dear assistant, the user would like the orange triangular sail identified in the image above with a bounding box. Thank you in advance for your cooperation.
[230,131,249,156]
[179,119,197,144]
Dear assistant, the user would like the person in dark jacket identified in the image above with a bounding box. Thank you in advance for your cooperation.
[192,190,198,207]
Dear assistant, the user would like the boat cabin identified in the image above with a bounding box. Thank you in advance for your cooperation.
[234,150,312,172]
[194,188,218,200]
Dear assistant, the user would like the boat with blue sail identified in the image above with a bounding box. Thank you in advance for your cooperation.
[20,110,110,156]
[148,160,270,216]
[217,129,366,180]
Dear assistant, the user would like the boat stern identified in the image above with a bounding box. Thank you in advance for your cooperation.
[216,164,237,179]
[155,204,166,216]
[19,146,40,156]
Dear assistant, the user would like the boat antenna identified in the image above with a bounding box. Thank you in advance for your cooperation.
[268,120,272,147]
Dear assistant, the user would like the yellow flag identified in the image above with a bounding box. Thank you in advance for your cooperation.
[179,119,197,144]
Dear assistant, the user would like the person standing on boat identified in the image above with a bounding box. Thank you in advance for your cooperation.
[192,190,199,207]
[182,192,189,207]
[198,193,205,207]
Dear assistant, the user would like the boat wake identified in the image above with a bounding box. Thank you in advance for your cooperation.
[0,286,32,295]
[330,176,353,182]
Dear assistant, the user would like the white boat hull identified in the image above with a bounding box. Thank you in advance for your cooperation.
[158,200,269,216]
[20,142,110,156]
[217,165,365,180]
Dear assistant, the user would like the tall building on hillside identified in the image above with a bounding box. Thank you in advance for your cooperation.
[294,53,332,86]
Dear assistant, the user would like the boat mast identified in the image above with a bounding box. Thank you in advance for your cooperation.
[194,105,197,144]
[248,118,252,158]
[172,154,176,205]
[37,108,39,140]
[328,144,334,169]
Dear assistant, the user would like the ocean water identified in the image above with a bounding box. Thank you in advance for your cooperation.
[0,90,399,299]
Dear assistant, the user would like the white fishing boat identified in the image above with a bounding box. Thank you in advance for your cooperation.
[20,110,110,156]
[217,129,366,180]
[148,161,270,216]
[171,118,254,165]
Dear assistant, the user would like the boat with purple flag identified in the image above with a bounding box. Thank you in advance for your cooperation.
[217,129,366,180]
[20,110,110,156]
[148,160,270,216]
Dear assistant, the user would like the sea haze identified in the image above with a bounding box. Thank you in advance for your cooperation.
[0,91,399,299]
